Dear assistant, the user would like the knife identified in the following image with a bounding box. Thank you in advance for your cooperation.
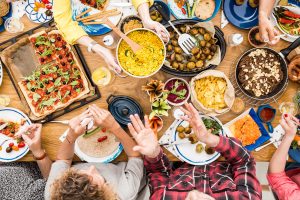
[0,123,8,131]
[160,140,191,146]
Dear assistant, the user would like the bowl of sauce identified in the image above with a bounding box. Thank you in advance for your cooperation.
[257,104,276,133]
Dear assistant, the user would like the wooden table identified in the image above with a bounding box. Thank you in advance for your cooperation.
[0,11,298,162]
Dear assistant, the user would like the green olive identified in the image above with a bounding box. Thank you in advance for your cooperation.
[196,144,204,153]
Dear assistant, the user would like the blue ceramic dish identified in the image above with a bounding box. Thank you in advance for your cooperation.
[257,104,276,133]
[25,0,53,24]
[288,114,300,163]
[168,0,221,21]
[223,0,259,29]
[150,0,171,25]
[0,3,12,32]
[244,108,271,151]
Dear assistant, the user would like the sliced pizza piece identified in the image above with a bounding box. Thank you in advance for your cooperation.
[29,31,56,65]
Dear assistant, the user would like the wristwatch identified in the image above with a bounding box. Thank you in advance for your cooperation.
[88,41,98,53]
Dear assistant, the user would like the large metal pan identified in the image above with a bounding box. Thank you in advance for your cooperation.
[235,37,300,101]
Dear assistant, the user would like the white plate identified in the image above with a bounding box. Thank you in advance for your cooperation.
[25,0,53,24]
[172,115,224,165]
[0,107,31,162]
[0,61,3,86]
[74,129,123,163]
[272,3,300,42]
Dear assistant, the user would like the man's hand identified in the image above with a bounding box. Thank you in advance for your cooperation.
[180,103,220,147]
[280,114,299,141]
[143,20,170,42]
[16,124,44,158]
[128,114,160,158]
[259,13,280,45]
[88,104,121,132]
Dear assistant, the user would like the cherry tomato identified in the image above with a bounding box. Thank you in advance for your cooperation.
[9,142,14,147]
[12,146,19,151]
[46,4,52,9]
[181,8,186,15]
[101,128,106,132]
[18,142,25,148]
[42,0,49,4]
[97,136,108,143]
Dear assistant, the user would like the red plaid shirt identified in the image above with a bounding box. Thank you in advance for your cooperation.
[144,136,262,200]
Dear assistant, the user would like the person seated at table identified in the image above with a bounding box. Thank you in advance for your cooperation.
[259,0,280,45]
[0,124,52,200]
[128,103,262,200]
[44,104,149,200]
[267,114,300,200]
[53,0,169,74]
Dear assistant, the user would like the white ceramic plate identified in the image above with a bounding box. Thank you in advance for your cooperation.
[272,3,300,42]
[172,115,224,165]
[74,129,123,163]
[25,0,53,24]
[0,107,31,162]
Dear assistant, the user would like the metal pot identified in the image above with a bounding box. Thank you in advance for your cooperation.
[116,28,166,78]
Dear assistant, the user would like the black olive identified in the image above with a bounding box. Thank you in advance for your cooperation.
[45,80,49,84]
[63,81,67,85]
[6,147,12,153]
[57,36,61,41]
[40,58,45,62]
[62,45,67,49]
[11,130,15,134]
[79,83,83,88]
[25,79,29,83]
[77,75,81,79]
[46,91,50,95]
[54,89,58,92]
[66,53,70,57]
[57,74,61,77]
[47,54,51,57]
[55,65,59,69]
[31,88,36,92]
[35,44,39,47]
[61,62,65,66]
[41,71,45,75]
[59,55,63,59]
[40,84,44,88]
[68,59,72,63]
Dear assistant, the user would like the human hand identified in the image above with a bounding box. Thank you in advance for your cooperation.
[259,13,280,45]
[67,109,93,141]
[16,124,43,157]
[143,20,170,42]
[128,114,160,158]
[280,114,299,141]
[185,190,215,200]
[88,104,120,132]
[97,47,122,74]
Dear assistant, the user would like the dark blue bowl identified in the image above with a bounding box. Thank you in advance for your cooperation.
[223,0,259,29]
[0,3,13,32]
[150,0,171,25]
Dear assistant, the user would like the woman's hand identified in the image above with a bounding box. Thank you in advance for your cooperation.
[143,20,170,42]
[180,103,220,147]
[259,13,280,45]
[16,124,44,158]
[88,104,121,132]
[67,109,93,142]
[280,114,299,141]
[128,114,160,158]
[97,47,122,74]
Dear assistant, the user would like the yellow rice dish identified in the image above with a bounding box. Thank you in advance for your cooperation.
[117,29,165,77]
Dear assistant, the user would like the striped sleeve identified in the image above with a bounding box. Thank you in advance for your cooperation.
[214,136,262,200]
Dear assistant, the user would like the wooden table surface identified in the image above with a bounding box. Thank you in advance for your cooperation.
[0,11,298,162]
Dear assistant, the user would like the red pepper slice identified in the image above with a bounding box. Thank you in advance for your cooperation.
[283,10,300,19]
[279,18,295,24]
[97,136,108,143]
[181,8,186,15]
[18,142,25,148]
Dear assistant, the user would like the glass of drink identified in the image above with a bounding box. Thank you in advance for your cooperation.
[4,17,24,33]
[91,67,114,88]
[279,102,297,115]
[0,95,10,107]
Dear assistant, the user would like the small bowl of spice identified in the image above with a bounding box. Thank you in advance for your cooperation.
[248,26,267,48]
[119,15,143,34]
[164,78,190,106]
[257,104,276,133]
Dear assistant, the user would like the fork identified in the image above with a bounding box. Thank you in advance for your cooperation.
[0,138,10,147]
[153,2,196,55]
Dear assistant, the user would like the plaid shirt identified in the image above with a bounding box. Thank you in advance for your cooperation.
[144,136,262,200]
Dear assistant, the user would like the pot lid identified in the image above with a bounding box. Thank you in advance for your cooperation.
[107,95,144,127]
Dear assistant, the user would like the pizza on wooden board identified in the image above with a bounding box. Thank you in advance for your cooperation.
[18,30,90,118]
[80,0,109,11]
